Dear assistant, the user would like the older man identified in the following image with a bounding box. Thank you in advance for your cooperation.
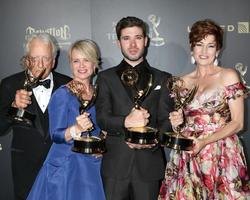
[0,33,71,200]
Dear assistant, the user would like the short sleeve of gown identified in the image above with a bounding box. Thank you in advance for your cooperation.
[224,82,249,101]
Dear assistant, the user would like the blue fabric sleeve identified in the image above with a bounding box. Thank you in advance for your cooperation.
[48,87,70,144]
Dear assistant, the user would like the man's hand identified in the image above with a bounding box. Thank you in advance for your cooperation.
[126,142,156,149]
[124,107,150,128]
[13,89,32,109]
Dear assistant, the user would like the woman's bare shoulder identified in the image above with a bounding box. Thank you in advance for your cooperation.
[220,67,240,86]
[180,71,197,88]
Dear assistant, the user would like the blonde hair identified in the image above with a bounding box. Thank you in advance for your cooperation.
[68,39,100,68]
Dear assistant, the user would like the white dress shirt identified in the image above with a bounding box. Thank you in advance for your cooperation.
[32,73,54,113]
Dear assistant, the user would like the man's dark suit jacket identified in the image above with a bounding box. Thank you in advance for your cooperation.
[96,60,173,181]
[0,71,71,199]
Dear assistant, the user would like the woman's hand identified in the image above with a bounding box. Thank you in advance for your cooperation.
[187,137,206,156]
[169,109,184,131]
[65,112,93,141]
[75,112,93,132]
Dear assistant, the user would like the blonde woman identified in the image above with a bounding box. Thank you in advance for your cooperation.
[27,40,105,200]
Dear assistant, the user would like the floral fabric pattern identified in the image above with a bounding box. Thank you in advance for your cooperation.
[159,82,250,200]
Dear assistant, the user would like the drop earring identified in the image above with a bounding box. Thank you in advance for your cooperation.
[213,58,218,66]
[214,53,219,66]
[213,54,219,66]
[191,55,195,65]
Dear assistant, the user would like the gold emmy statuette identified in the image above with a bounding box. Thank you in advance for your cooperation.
[161,77,198,151]
[121,67,157,144]
[70,84,106,154]
[8,56,46,126]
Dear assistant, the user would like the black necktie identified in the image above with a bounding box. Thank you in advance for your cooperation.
[37,79,51,89]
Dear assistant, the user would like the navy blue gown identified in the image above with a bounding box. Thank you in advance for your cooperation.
[27,85,106,200]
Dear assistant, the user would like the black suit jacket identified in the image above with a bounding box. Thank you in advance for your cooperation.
[96,60,174,181]
[0,70,71,199]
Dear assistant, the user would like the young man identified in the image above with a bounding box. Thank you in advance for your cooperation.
[96,16,173,200]
[0,33,71,200]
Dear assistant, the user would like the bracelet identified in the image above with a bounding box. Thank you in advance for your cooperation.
[70,125,81,138]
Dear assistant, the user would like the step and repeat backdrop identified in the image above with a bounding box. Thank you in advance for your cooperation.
[1,0,249,199]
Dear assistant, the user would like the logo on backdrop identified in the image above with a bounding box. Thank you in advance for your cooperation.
[235,62,250,90]
[187,21,250,34]
[106,21,117,44]
[107,15,166,46]
[238,22,249,33]
[148,14,165,46]
[25,25,71,47]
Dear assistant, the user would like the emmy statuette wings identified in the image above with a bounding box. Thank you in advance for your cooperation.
[8,56,46,126]
[162,77,198,151]
[121,67,158,145]
[67,81,105,154]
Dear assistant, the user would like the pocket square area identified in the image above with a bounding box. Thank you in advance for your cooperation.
[154,85,161,90]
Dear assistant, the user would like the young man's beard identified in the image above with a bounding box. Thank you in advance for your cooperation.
[121,49,145,62]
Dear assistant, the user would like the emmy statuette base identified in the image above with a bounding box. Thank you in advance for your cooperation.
[125,126,158,145]
[161,132,193,151]
[8,107,35,126]
[72,136,106,154]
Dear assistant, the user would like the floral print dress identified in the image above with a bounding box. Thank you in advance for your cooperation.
[159,82,250,200]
